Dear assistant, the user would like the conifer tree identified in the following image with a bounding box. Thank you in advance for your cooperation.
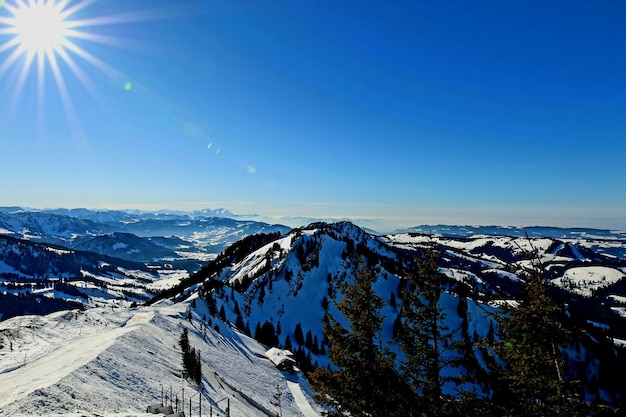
[310,257,408,417]
[294,323,304,346]
[488,239,587,417]
[179,328,202,386]
[399,239,469,416]
[193,350,202,385]
[179,328,189,355]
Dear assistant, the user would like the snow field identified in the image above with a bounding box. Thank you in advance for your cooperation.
[551,266,625,297]
[0,300,321,417]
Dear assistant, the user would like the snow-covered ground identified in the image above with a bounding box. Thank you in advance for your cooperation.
[0,300,322,417]
[551,266,625,297]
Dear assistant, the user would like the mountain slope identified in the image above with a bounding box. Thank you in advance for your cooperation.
[0,300,322,417]
[72,232,178,263]
[0,234,156,280]
[159,221,626,407]
[0,235,175,320]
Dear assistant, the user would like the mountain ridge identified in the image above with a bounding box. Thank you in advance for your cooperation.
[157,221,626,407]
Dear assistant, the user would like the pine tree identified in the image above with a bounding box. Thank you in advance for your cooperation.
[399,239,469,416]
[255,321,279,347]
[179,328,189,355]
[194,350,202,385]
[283,334,293,352]
[271,384,283,417]
[294,323,304,346]
[488,238,587,417]
[310,257,408,417]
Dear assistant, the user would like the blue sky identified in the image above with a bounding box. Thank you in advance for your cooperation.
[0,0,624,230]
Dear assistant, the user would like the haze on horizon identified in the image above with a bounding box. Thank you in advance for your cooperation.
[1,1,624,231]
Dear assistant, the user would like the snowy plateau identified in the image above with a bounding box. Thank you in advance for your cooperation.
[2,208,626,415]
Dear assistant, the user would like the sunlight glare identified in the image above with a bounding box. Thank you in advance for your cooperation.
[12,0,69,55]
[0,0,196,138]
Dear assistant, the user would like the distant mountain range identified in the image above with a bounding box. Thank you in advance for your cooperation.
[0,207,291,264]
[0,207,291,319]
[404,224,626,240]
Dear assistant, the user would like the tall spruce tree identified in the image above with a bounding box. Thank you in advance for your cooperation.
[399,239,470,416]
[310,256,408,417]
[488,239,586,417]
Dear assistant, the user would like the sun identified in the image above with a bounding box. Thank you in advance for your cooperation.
[0,0,77,65]
[0,0,129,134]
[0,0,192,136]
[11,0,70,55]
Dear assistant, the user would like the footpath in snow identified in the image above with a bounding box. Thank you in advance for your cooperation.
[288,379,320,417]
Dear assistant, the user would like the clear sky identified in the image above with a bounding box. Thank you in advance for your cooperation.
[0,0,624,231]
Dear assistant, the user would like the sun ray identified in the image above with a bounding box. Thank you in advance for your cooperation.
[12,45,34,102]
[55,42,97,97]
[47,46,84,142]
[0,0,111,135]
[63,39,127,82]
[3,45,33,126]
[0,35,20,54]
[36,48,46,135]
[67,5,197,29]
[0,44,23,75]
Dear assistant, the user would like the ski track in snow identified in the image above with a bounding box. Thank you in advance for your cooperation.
[0,312,153,409]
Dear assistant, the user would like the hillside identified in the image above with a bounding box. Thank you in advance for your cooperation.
[162,221,626,409]
[0,208,291,319]
[0,300,322,417]
[0,234,179,320]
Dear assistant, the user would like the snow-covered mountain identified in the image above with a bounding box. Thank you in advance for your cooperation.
[0,207,291,266]
[0,234,156,281]
[39,207,236,222]
[157,221,626,407]
[0,210,111,243]
[72,232,179,263]
[0,208,289,321]
[0,234,176,320]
